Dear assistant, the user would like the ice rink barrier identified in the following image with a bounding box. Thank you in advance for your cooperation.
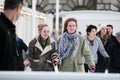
[0,71,120,80]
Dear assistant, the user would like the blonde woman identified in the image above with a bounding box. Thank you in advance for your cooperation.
[24,24,59,71]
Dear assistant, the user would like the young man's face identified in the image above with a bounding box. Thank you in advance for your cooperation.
[88,28,97,37]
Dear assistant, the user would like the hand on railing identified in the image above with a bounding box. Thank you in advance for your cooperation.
[51,54,59,66]
[24,59,30,67]
[89,65,96,72]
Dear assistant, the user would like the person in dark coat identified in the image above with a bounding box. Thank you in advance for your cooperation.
[106,25,117,53]
[106,25,118,72]
[108,32,120,73]
[0,0,23,70]
[16,34,28,71]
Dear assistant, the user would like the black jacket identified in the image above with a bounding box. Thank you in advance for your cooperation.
[0,12,17,70]
[103,34,120,69]
[109,40,120,69]
[105,35,117,55]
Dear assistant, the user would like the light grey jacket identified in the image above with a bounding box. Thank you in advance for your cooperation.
[86,36,109,64]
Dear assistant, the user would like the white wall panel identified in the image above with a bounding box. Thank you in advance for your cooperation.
[0,0,4,5]
[44,14,54,34]
[15,7,46,45]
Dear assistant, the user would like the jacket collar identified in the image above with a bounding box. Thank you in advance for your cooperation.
[35,37,54,56]
[0,12,16,32]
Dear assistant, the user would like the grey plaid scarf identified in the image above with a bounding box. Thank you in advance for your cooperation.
[59,32,79,63]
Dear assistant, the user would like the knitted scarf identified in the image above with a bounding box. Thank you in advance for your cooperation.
[59,32,79,63]
[38,35,50,49]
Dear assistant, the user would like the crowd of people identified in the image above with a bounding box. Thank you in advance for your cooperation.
[0,0,120,73]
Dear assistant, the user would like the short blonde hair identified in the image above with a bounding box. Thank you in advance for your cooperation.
[38,24,48,32]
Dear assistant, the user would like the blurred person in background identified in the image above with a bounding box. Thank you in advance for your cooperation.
[51,30,59,42]
[106,25,118,72]
[16,34,28,71]
[108,32,120,73]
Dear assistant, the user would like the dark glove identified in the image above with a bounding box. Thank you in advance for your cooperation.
[51,54,59,66]
[89,65,96,72]
[104,57,110,68]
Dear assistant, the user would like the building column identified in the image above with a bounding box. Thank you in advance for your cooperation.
[55,0,59,32]
[32,0,36,38]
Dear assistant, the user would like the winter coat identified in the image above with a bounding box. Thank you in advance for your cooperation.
[0,12,17,70]
[59,35,95,72]
[105,35,117,56]
[27,37,57,71]
[108,40,120,69]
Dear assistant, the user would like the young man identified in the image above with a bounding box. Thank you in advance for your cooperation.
[0,0,23,70]
[85,25,109,72]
